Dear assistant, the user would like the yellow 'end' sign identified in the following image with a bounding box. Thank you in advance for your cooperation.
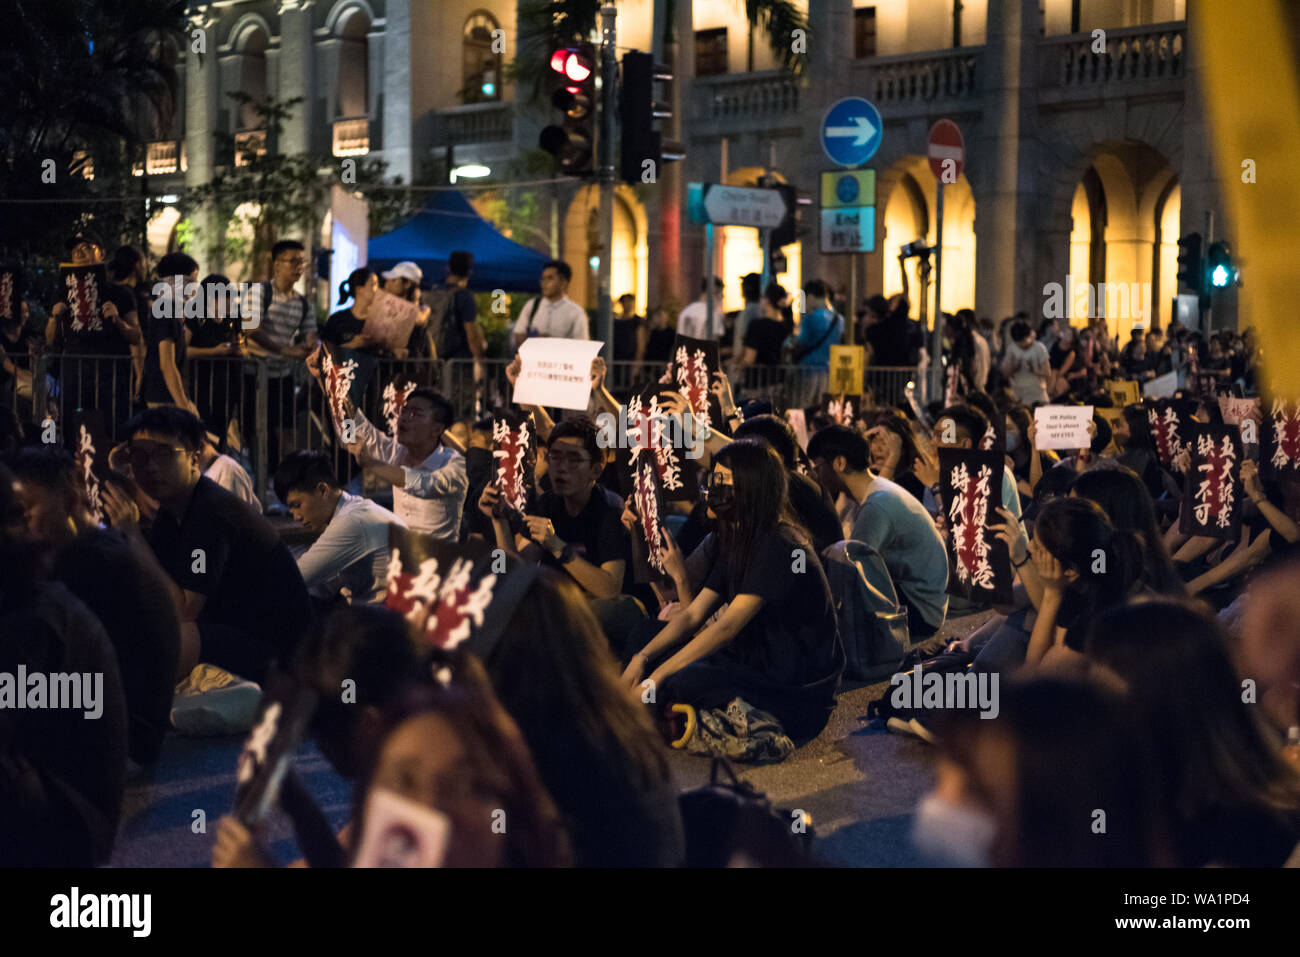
[830,345,865,394]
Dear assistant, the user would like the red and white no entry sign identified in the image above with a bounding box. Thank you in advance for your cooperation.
[927,119,965,181]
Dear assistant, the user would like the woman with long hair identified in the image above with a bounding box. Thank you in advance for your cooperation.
[322,267,380,351]
[1070,465,1187,598]
[1086,600,1300,866]
[919,677,1170,867]
[1023,497,1143,671]
[863,410,928,503]
[351,657,570,867]
[467,569,685,867]
[621,440,845,743]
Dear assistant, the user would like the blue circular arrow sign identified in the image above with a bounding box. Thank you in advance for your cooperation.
[821,97,883,168]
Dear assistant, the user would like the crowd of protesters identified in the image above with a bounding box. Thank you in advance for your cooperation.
[2,234,1298,870]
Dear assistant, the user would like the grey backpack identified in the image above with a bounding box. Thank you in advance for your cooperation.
[820,540,911,681]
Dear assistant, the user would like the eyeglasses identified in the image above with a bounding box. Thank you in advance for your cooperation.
[547,451,591,467]
[277,256,307,267]
[127,443,187,466]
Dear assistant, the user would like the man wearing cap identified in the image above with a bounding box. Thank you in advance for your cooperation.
[46,230,143,429]
[381,261,432,358]
[242,239,319,476]
[509,260,589,351]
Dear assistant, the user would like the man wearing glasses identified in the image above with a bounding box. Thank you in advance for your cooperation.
[242,239,320,477]
[102,407,312,691]
[309,351,467,540]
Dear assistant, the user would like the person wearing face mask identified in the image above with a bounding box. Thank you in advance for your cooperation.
[916,677,1169,867]
[621,440,844,745]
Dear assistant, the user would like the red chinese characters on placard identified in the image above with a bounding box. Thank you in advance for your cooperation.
[1271,399,1300,470]
[382,380,417,434]
[633,459,665,575]
[384,551,498,651]
[627,393,683,493]
[493,418,531,515]
[948,461,995,591]
[66,271,102,332]
[0,272,13,321]
[674,346,712,431]
[1193,432,1237,531]
[321,350,358,425]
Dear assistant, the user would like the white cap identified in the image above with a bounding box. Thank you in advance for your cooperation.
[381,261,423,285]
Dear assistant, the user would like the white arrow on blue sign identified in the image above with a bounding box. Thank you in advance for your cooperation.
[820,97,884,168]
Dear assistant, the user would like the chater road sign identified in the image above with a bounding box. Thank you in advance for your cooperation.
[687,182,788,227]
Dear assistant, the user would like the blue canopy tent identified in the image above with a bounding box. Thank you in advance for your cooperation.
[367,189,551,292]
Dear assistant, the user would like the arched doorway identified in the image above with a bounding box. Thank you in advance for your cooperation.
[561,185,648,313]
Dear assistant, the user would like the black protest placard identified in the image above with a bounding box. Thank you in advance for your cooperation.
[1146,398,1195,472]
[232,682,320,828]
[381,372,418,435]
[491,409,537,521]
[1180,424,1244,539]
[820,393,862,428]
[938,447,1013,605]
[60,263,107,333]
[670,333,724,433]
[0,265,23,323]
[630,453,669,584]
[67,409,110,524]
[623,382,701,503]
[1264,398,1300,476]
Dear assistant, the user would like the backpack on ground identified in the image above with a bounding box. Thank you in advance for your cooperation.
[820,539,911,682]
[677,757,815,867]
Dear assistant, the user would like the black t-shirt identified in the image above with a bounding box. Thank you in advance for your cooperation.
[538,485,631,587]
[186,313,237,350]
[743,317,789,365]
[65,281,136,357]
[322,308,364,347]
[1178,803,1300,868]
[701,525,842,691]
[644,327,676,364]
[0,581,128,866]
[613,317,640,361]
[53,527,181,767]
[147,476,311,680]
[787,470,842,554]
[893,470,928,504]
[144,311,187,403]
[440,286,477,359]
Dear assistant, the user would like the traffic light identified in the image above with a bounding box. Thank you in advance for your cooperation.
[1205,241,1239,289]
[1175,232,1203,293]
[769,182,800,248]
[619,51,684,185]
[539,44,597,176]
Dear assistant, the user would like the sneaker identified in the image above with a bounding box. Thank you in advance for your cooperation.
[171,664,263,736]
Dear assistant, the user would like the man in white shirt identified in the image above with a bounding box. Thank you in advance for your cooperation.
[274,450,406,604]
[510,259,589,348]
[308,350,468,539]
[199,434,260,512]
[676,277,725,341]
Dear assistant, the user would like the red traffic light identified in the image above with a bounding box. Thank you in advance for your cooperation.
[549,48,593,82]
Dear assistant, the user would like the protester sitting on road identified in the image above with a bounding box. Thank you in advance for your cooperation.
[863,409,930,504]
[310,347,467,540]
[10,447,180,768]
[274,450,405,607]
[622,439,845,745]
[1086,600,1300,867]
[807,424,949,640]
[105,406,312,688]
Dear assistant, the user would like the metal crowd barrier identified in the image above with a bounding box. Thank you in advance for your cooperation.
[10,353,916,505]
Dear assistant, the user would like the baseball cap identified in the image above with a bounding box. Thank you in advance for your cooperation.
[381,261,423,285]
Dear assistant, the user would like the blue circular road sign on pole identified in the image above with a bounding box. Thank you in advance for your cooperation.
[820,97,883,168]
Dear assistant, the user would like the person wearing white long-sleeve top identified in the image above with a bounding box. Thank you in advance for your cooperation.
[275,450,407,603]
[307,348,468,540]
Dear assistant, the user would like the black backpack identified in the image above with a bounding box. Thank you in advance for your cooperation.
[678,758,815,867]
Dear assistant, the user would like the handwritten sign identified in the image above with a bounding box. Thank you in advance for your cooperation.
[362,289,421,353]
[1033,405,1094,451]
[1218,396,1261,428]
[512,337,603,410]
[353,788,451,868]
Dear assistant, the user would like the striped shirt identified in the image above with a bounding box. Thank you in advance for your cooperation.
[247,283,316,377]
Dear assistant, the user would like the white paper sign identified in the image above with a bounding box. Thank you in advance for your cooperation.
[512,337,604,411]
[363,289,422,353]
[787,408,809,451]
[352,788,450,868]
[1143,370,1178,400]
[1034,405,1094,451]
